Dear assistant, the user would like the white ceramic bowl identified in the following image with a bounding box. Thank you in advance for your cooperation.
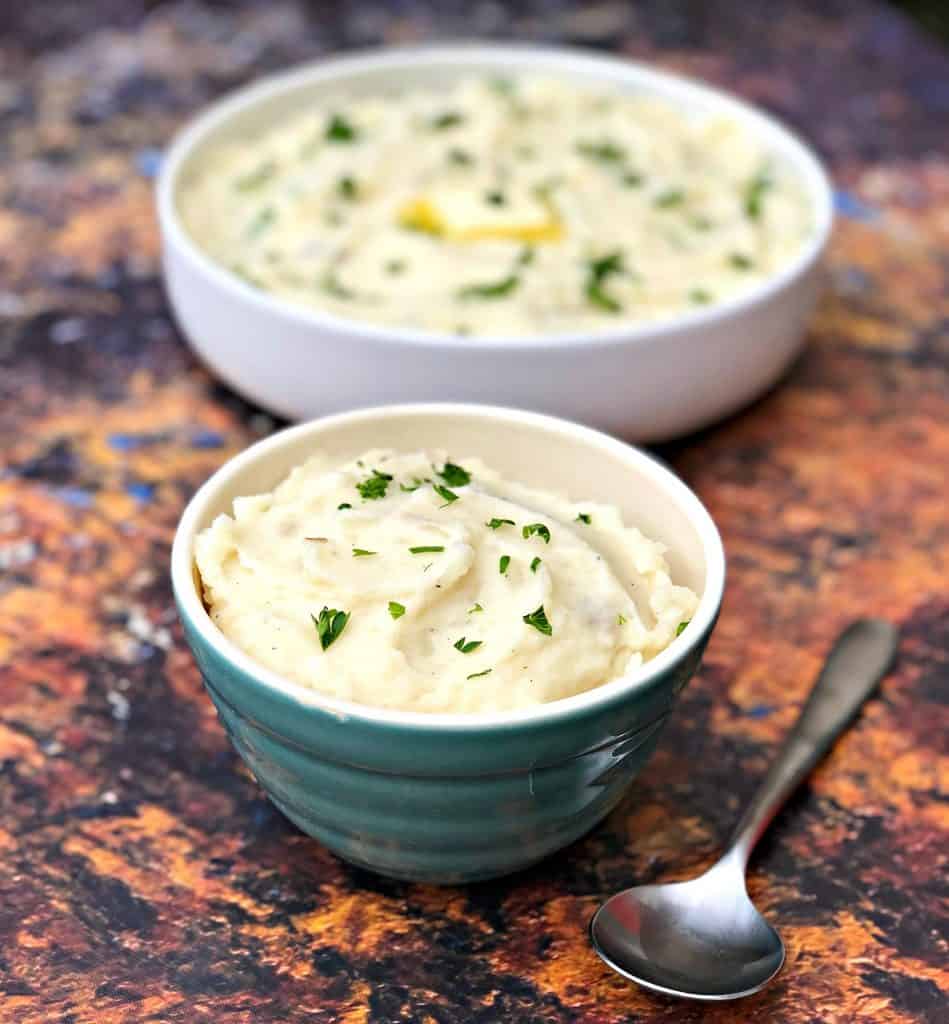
[157,44,833,441]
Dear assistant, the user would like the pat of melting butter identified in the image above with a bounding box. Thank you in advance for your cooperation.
[399,186,562,242]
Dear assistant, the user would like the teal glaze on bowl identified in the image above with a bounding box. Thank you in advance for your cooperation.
[171,404,725,882]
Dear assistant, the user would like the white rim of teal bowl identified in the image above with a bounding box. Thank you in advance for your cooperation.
[156,42,834,350]
[171,404,727,731]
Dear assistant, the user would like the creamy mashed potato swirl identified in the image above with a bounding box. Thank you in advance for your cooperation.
[179,75,811,337]
[194,450,698,714]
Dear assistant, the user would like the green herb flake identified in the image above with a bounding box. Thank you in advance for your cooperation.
[468,602,484,613]
[654,188,685,209]
[352,548,376,557]
[676,620,691,636]
[576,140,626,165]
[729,252,754,271]
[585,249,625,313]
[744,172,772,220]
[337,502,352,510]
[385,259,407,275]
[499,554,511,575]
[458,275,519,300]
[356,469,393,501]
[337,175,359,200]
[453,636,483,654]
[246,206,277,239]
[622,171,644,187]
[576,513,592,525]
[484,190,506,207]
[486,518,515,530]
[518,246,535,267]
[530,556,542,574]
[431,111,465,131]
[400,477,426,492]
[522,605,552,636]
[617,613,627,626]
[321,270,354,300]
[410,545,445,554]
[689,288,713,305]
[433,482,459,506]
[311,606,350,650]
[438,462,471,487]
[522,523,551,544]
[235,160,276,192]
[388,601,406,620]
[448,147,474,166]
[466,668,493,680]
[326,113,358,143]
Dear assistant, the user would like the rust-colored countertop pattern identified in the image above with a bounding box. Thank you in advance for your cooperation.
[1,1,947,1021]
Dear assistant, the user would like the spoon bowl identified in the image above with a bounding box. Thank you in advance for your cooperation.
[590,854,785,1000]
[589,618,898,1000]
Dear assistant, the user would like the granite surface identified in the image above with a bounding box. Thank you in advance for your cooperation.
[0,1,947,1021]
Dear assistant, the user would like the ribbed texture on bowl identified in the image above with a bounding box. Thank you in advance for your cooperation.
[179,605,712,882]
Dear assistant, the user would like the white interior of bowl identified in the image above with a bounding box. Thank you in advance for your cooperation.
[172,404,726,728]
[158,43,834,349]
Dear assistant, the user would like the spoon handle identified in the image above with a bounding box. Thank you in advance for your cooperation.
[726,619,898,867]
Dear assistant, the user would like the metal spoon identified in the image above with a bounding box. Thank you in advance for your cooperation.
[590,618,898,1001]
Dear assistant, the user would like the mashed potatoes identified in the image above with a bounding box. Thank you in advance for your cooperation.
[194,450,698,714]
[179,75,811,338]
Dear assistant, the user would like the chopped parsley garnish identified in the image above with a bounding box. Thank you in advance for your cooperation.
[468,603,484,613]
[321,270,354,300]
[689,288,713,305]
[410,545,444,554]
[676,620,691,636]
[518,246,535,267]
[311,606,350,650]
[438,462,471,487]
[458,275,519,300]
[530,556,542,573]
[453,636,482,654]
[499,554,511,575]
[522,523,551,544]
[400,477,426,492]
[448,147,474,166]
[576,513,592,525]
[576,140,626,165]
[585,250,625,313]
[356,469,392,500]
[388,601,406,620]
[522,605,552,636]
[617,613,627,625]
[246,206,277,239]
[431,111,465,131]
[622,171,644,187]
[235,160,276,191]
[654,188,685,208]
[352,548,376,557]
[484,189,506,206]
[433,483,459,506]
[326,113,358,142]
[337,502,352,510]
[337,175,358,200]
[486,518,515,530]
[385,259,407,275]
[466,669,492,680]
[729,252,754,271]
[744,172,772,220]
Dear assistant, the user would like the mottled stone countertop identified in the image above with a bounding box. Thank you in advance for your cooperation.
[0,2,947,1021]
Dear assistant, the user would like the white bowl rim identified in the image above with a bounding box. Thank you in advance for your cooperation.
[171,403,727,731]
[156,41,834,351]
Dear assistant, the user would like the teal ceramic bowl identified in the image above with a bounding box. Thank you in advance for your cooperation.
[171,404,725,882]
